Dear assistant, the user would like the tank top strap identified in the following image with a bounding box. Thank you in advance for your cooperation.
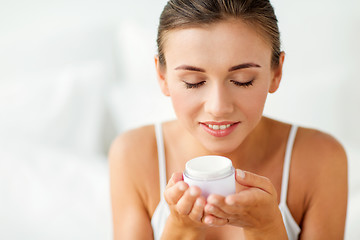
[280,125,298,204]
[155,122,167,200]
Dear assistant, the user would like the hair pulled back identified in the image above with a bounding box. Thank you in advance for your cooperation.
[157,0,281,68]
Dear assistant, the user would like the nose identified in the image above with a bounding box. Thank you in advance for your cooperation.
[204,83,234,117]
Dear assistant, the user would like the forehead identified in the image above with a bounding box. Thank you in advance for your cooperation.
[163,19,272,69]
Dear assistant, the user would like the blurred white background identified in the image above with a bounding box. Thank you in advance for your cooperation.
[0,0,359,239]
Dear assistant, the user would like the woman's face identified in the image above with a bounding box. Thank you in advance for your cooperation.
[156,19,284,154]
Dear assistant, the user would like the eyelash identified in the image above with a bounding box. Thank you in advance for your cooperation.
[184,79,254,89]
[184,81,206,89]
[230,79,254,88]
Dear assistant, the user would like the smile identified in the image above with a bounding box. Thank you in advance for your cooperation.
[200,122,240,137]
[206,124,232,130]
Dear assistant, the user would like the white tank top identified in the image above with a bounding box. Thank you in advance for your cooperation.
[151,123,301,240]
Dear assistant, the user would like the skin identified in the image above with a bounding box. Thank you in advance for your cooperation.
[109,19,348,240]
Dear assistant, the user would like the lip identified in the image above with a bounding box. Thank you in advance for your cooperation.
[202,121,236,125]
[200,121,240,137]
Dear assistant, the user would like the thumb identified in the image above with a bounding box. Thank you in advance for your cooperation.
[235,169,276,196]
[168,172,184,186]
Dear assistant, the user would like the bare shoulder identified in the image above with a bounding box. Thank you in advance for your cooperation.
[109,125,158,239]
[295,127,347,171]
[293,127,348,238]
[109,124,159,200]
[293,126,348,192]
[109,124,157,169]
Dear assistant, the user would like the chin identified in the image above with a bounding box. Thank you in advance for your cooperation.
[201,141,241,155]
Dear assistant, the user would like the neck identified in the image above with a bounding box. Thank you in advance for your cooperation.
[221,117,272,170]
[168,117,272,171]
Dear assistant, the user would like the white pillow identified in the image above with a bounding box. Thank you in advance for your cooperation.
[108,80,176,133]
[0,25,117,155]
[0,138,111,240]
[0,62,109,155]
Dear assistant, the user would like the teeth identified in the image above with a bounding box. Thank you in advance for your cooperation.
[207,124,232,130]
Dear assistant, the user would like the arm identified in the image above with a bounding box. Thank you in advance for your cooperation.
[161,172,232,239]
[161,173,207,240]
[203,169,289,240]
[110,128,216,240]
[202,130,348,239]
[299,133,348,239]
[109,134,153,240]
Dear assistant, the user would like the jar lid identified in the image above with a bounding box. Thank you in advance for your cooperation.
[184,155,234,180]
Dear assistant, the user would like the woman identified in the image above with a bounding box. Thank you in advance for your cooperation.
[109,0,348,239]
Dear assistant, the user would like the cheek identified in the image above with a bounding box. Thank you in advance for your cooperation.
[168,87,199,120]
[238,84,269,120]
[170,93,187,116]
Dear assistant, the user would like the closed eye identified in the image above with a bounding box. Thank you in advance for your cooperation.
[230,79,254,87]
[184,81,206,89]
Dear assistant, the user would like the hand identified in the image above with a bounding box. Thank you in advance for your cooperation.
[164,172,208,230]
[203,169,287,238]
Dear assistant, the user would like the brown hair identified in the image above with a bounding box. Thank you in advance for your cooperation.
[157,0,281,68]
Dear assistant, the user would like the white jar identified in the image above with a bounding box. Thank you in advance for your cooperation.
[183,155,236,198]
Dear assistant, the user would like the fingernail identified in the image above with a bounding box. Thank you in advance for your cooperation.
[205,217,213,225]
[189,187,198,196]
[207,195,218,204]
[225,196,235,205]
[236,169,245,179]
[195,198,203,207]
[178,183,186,191]
[207,205,215,212]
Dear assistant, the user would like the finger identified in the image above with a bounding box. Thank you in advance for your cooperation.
[188,196,206,222]
[224,188,260,208]
[204,203,228,219]
[203,214,228,227]
[235,169,276,196]
[207,189,266,216]
[207,194,235,216]
[166,172,184,189]
[206,194,226,208]
[164,181,188,205]
[176,186,201,215]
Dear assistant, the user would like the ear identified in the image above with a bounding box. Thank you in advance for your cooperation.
[269,52,285,94]
[154,55,170,96]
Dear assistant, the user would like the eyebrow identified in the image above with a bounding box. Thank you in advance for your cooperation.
[174,65,205,72]
[174,63,261,72]
[228,63,261,72]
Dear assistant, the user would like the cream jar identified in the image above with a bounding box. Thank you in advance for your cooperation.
[183,155,236,198]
